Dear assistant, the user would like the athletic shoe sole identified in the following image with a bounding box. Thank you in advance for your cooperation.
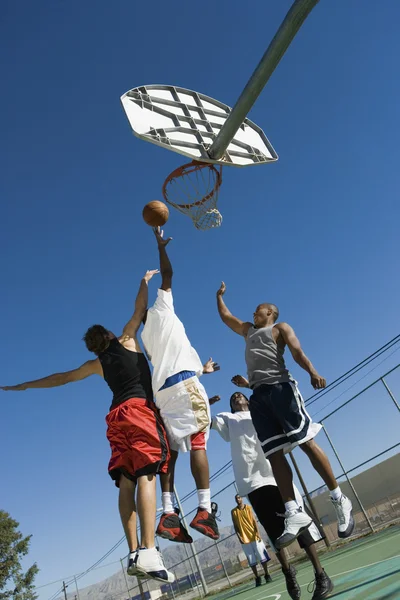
[135,565,175,583]
[338,513,355,539]
[275,523,311,550]
[190,522,219,540]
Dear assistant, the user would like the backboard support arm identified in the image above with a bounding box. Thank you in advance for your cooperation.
[208,0,320,161]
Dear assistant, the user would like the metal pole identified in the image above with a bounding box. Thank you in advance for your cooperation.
[289,452,330,547]
[174,485,209,596]
[381,377,400,412]
[73,576,81,600]
[321,423,375,533]
[183,545,200,593]
[62,581,68,600]
[120,559,132,600]
[214,539,233,587]
[208,0,320,160]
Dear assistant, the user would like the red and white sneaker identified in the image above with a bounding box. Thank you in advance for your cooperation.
[189,502,220,540]
[156,509,193,543]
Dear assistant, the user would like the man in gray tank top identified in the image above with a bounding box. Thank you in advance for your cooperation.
[216,282,354,555]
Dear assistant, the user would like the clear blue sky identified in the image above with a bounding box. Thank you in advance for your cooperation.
[1,0,400,598]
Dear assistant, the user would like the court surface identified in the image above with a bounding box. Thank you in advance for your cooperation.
[212,525,400,600]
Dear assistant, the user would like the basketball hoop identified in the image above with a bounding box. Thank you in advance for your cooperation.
[162,161,223,230]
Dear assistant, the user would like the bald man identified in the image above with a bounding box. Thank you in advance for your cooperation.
[216,283,354,551]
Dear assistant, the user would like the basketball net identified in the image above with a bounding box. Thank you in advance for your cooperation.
[162,161,223,230]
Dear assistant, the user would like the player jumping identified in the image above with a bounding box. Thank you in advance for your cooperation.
[1,270,174,583]
[141,228,220,542]
[211,391,334,600]
[216,282,354,550]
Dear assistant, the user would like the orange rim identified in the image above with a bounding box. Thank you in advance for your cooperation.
[162,160,222,209]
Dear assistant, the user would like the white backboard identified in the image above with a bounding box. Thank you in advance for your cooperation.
[120,85,278,167]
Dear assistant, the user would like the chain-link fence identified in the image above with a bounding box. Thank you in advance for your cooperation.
[43,363,400,600]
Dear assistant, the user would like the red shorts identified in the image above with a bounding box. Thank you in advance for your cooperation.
[106,398,170,486]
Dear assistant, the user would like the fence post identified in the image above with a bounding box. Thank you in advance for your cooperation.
[214,538,233,587]
[289,452,330,547]
[120,558,132,600]
[321,423,375,533]
[174,486,209,596]
[381,377,400,413]
[74,576,81,600]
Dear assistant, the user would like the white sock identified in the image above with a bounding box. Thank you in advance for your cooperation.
[284,500,298,513]
[330,486,342,502]
[197,489,211,512]
[162,492,175,514]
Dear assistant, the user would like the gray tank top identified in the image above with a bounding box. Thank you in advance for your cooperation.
[245,325,291,388]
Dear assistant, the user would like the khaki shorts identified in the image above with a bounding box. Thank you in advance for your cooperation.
[155,375,210,453]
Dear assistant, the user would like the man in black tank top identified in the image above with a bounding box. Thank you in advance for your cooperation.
[1,270,174,583]
[216,283,355,556]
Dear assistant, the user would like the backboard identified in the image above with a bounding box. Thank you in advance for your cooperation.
[120,85,278,167]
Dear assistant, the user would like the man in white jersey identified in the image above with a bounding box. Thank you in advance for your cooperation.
[216,283,354,550]
[141,228,219,542]
[211,392,334,600]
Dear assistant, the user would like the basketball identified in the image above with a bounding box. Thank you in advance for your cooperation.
[142,200,169,227]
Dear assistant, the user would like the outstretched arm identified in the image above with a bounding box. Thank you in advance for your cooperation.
[216,282,251,337]
[277,323,326,390]
[122,269,159,340]
[154,227,173,291]
[1,359,102,391]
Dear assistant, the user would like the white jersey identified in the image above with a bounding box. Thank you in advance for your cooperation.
[212,411,276,496]
[212,409,322,551]
[141,289,204,393]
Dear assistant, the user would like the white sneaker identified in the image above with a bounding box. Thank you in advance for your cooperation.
[135,547,175,583]
[275,507,313,550]
[127,550,141,577]
[332,495,355,538]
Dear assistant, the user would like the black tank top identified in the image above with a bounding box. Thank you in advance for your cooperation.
[99,338,153,411]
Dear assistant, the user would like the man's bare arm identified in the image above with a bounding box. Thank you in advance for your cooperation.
[1,360,102,391]
[277,323,326,390]
[216,282,251,336]
[122,270,159,340]
[154,227,173,291]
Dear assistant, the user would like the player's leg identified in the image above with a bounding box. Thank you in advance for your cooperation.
[249,385,312,548]
[242,544,261,587]
[268,450,297,502]
[160,449,178,511]
[300,440,354,539]
[248,486,301,600]
[251,565,261,587]
[188,434,219,540]
[137,473,157,548]
[118,474,138,552]
[297,535,334,599]
[157,449,193,543]
[255,540,272,583]
[109,399,174,582]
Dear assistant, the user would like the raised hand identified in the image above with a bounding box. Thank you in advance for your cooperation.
[231,375,250,388]
[216,282,226,297]
[203,357,220,374]
[153,226,172,247]
[144,269,160,282]
[208,395,221,406]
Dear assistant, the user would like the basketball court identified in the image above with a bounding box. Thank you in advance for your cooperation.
[211,526,400,600]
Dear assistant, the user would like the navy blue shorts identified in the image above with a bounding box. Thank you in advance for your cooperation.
[249,381,321,457]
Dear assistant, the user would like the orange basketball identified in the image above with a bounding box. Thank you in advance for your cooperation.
[142,200,169,227]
